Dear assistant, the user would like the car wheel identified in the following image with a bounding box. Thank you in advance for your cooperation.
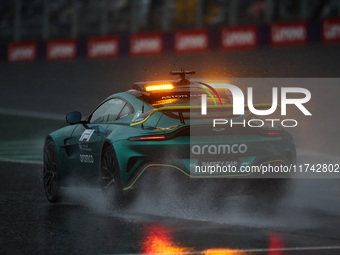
[43,139,62,202]
[101,145,127,207]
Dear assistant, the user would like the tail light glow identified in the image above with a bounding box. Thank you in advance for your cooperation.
[129,135,166,141]
[267,132,284,136]
[139,135,165,140]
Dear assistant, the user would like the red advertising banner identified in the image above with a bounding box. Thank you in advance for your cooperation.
[221,26,258,50]
[322,17,340,43]
[130,33,163,56]
[87,36,119,59]
[271,21,307,46]
[46,39,77,60]
[174,29,209,53]
[7,42,37,62]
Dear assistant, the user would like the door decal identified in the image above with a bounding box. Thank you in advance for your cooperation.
[79,129,94,142]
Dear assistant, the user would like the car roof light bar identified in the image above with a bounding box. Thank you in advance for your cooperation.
[145,84,174,92]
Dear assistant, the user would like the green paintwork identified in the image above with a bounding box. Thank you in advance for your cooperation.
[46,90,296,190]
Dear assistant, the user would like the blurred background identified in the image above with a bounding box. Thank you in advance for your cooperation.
[0,0,340,41]
[1,3,340,255]
[0,0,340,162]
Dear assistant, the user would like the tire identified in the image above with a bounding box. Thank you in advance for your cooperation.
[101,145,129,207]
[43,139,62,203]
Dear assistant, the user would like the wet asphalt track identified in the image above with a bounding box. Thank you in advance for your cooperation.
[1,44,340,254]
[1,161,340,254]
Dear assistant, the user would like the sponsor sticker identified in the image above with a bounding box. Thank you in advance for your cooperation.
[270,21,307,46]
[7,42,37,62]
[191,144,248,155]
[87,36,119,59]
[174,29,209,53]
[130,33,163,56]
[221,26,258,50]
[47,39,77,60]
[79,154,94,164]
[322,17,340,43]
[79,129,94,142]
[199,157,240,169]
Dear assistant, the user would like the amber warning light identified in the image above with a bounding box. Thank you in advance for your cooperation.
[145,84,174,92]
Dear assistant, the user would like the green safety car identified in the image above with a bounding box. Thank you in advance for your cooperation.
[43,71,296,203]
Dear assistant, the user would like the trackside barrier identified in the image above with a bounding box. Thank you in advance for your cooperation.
[3,18,340,62]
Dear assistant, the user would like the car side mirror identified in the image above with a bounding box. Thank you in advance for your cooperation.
[66,111,82,125]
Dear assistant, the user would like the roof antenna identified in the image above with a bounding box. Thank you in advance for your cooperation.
[170,69,195,85]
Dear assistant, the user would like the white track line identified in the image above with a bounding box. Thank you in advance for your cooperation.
[0,157,42,165]
[0,107,65,121]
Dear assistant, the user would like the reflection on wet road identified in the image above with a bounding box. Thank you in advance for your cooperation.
[1,161,340,254]
[1,44,340,254]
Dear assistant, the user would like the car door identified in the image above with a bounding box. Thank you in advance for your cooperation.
[65,98,126,182]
